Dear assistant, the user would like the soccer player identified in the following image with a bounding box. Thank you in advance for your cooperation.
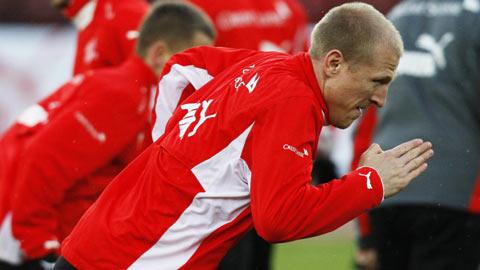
[0,2,214,269]
[50,0,149,75]
[57,3,433,269]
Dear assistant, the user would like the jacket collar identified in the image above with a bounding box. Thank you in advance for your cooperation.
[297,53,330,125]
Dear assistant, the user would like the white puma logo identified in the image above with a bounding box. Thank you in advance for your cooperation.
[397,32,455,77]
[416,33,454,69]
[359,172,373,190]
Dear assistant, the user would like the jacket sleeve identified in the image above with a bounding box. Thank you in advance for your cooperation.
[152,46,258,141]
[249,97,384,243]
[11,82,145,259]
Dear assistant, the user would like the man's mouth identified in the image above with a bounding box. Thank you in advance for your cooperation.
[356,105,368,114]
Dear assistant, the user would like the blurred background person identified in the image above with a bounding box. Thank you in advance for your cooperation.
[50,0,149,75]
[353,0,480,269]
[0,0,149,133]
[0,2,214,269]
[189,0,309,53]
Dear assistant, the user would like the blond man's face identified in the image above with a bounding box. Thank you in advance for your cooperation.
[323,47,399,128]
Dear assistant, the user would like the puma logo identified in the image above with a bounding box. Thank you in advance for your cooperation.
[397,33,455,77]
[416,33,454,69]
[359,171,373,190]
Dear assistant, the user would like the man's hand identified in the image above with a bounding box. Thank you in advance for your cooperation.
[354,248,378,270]
[358,139,433,198]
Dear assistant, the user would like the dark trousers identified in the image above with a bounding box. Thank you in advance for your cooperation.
[0,261,20,270]
[52,257,75,270]
[218,229,272,270]
[0,260,53,270]
[369,205,480,270]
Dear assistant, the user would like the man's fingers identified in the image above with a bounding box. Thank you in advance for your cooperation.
[404,163,429,183]
[405,149,433,173]
[367,143,383,154]
[388,138,423,157]
[399,141,432,165]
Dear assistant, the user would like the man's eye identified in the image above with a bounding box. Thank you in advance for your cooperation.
[372,78,390,85]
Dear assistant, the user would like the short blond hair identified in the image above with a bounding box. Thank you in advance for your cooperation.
[309,2,403,64]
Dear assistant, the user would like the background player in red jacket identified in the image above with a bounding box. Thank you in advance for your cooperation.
[189,0,309,53]
[0,2,214,269]
[57,3,433,269]
[50,0,150,75]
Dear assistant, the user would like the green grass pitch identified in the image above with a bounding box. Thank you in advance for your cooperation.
[272,227,355,270]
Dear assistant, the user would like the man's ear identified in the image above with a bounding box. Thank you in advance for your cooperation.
[145,40,171,71]
[323,49,345,78]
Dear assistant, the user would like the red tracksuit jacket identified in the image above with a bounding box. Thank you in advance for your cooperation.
[0,56,156,262]
[62,47,384,269]
[189,0,309,53]
[63,0,149,75]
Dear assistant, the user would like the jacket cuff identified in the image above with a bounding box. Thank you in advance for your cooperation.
[352,166,384,206]
[22,238,60,260]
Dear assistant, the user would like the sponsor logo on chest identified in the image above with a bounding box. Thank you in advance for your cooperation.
[283,144,309,158]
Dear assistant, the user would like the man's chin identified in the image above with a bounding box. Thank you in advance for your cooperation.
[331,120,352,129]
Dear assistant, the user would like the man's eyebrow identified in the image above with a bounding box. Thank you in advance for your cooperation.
[372,76,392,84]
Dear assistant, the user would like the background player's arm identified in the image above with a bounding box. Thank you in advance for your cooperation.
[11,84,145,259]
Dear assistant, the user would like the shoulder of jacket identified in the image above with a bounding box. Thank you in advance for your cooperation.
[82,70,139,99]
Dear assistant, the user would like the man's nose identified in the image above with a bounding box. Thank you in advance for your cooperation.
[370,87,388,108]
